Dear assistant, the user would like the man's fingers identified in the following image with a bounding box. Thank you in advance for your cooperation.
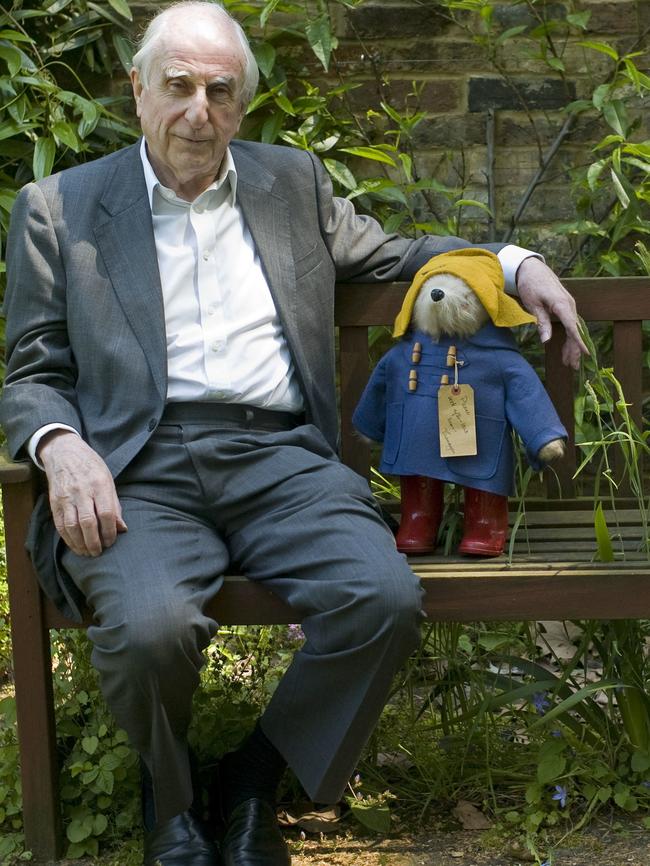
[562,337,584,371]
[534,307,552,344]
[57,507,92,556]
[77,510,104,556]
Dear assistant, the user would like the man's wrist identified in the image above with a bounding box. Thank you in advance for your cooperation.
[30,424,80,468]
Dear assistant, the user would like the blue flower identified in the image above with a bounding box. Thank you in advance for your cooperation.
[287,624,305,642]
[532,692,551,715]
[552,785,567,808]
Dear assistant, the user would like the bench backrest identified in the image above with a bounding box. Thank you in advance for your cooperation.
[335,276,650,498]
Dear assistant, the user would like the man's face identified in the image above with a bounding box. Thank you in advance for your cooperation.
[131,20,246,200]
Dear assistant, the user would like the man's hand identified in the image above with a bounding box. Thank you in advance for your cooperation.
[516,257,588,370]
[38,430,128,557]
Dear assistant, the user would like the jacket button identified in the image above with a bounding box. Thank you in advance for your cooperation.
[148,419,157,431]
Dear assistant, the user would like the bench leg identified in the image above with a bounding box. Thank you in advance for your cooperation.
[2,480,62,861]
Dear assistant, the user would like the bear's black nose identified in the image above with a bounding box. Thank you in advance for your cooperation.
[430,288,445,302]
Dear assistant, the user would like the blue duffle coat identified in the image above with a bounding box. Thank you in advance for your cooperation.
[352,325,568,496]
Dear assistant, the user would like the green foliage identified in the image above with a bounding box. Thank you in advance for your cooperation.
[0,0,138,256]
[438,0,650,274]
[0,0,649,860]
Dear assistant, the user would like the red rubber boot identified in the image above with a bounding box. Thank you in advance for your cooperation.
[395,476,444,554]
[458,486,508,557]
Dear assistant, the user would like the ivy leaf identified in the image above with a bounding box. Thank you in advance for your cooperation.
[631,751,650,773]
[260,114,284,144]
[603,100,629,137]
[578,40,619,61]
[323,158,356,191]
[592,83,611,110]
[338,146,396,166]
[32,136,55,180]
[51,121,80,152]
[66,816,93,843]
[383,212,407,234]
[454,198,493,216]
[567,11,591,30]
[496,25,527,45]
[0,29,34,42]
[0,120,24,142]
[587,159,606,191]
[609,168,630,210]
[82,735,99,755]
[45,0,74,14]
[305,14,334,71]
[274,92,295,116]
[0,189,17,214]
[537,752,566,784]
[92,813,108,836]
[348,800,391,833]
[253,42,275,78]
[112,32,133,73]
[0,44,22,75]
[260,0,281,29]
[107,0,132,20]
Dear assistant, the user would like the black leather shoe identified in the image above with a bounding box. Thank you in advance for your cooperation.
[143,810,220,865]
[221,798,290,866]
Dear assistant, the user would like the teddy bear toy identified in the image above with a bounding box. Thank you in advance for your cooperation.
[352,248,568,557]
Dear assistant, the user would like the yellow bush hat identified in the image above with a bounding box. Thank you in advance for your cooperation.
[393,247,537,338]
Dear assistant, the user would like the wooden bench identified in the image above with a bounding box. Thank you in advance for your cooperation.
[1,275,649,861]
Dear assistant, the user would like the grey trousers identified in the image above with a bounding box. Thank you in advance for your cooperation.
[62,419,424,824]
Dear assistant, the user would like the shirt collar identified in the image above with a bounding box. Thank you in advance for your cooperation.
[139,137,238,211]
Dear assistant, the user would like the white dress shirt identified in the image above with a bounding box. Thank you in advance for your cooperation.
[28,141,538,463]
[140,141,304,412]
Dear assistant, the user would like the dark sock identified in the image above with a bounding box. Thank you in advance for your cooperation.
[220,723,287,817]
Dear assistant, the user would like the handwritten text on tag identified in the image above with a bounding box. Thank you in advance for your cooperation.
[438,384,477,457]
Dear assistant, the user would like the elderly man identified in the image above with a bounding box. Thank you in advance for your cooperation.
[0,2,585,864]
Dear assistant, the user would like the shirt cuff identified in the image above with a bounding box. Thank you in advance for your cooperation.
[497,245,544,293]
[28,423,80,468]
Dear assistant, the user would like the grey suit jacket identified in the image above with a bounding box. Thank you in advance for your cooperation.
[0,139,505,617]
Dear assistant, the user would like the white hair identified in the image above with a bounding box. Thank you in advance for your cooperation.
[131,1,259,109]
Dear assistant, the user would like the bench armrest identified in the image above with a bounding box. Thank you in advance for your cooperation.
[0,448,36,484]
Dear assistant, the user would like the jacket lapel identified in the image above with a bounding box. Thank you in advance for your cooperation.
[232,145,310,392]
[92,143,167,401]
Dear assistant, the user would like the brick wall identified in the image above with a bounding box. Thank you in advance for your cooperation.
[127,0,650,267]
[285,0,649,266]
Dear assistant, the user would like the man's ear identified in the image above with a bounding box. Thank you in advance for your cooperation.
[130,68,143,117]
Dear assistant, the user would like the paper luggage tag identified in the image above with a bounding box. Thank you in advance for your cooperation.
[438,384,477,457]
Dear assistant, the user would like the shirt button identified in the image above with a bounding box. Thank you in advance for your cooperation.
[211,340,224,352]
[207,305,217,316]
[202,251,211,261]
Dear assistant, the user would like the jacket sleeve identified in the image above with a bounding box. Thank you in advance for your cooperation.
[499,350,568,470]
[352,356,389,443]
[307,152,507,283]
[0,182,83,459]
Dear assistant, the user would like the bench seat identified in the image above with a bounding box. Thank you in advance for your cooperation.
[1,275,649,861]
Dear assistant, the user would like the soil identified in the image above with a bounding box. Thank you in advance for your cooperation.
[35,821,650,866]
[287,822,650,866]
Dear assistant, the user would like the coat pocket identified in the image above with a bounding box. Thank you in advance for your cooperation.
[443,414,507,480]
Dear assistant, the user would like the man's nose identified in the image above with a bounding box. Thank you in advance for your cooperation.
[185,90,209,128]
